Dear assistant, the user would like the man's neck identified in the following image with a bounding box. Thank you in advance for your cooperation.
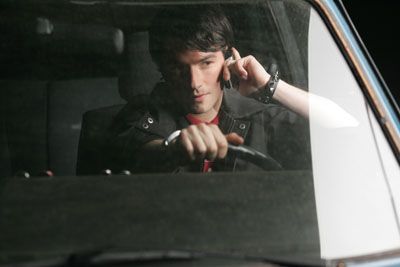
[188,110,218,123]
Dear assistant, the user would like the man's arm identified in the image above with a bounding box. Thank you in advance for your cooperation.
[223,47,359,129]
[271,80,309,118]
[223,47,309,118]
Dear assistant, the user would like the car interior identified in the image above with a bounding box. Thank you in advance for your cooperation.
[3,2,400,265]
[0,0,311,178]
[0,2,325,265]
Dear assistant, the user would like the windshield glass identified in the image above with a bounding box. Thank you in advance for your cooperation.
[0,0,399,266]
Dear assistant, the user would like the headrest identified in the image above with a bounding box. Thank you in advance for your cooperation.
[118,31,162,101]
[0,17,124,79]
[36,17,124,57]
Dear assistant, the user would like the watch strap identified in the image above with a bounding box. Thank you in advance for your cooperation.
[252,63,279,104]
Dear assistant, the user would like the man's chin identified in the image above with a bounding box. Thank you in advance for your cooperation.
[189,105,208,115]
[185,101,215,115]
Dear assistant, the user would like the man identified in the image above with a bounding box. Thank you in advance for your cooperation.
[109,5,311,173]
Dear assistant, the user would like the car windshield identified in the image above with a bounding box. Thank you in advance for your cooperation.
[0,0,399,266]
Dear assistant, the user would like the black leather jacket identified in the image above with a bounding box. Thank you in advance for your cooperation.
[108,84,311,173]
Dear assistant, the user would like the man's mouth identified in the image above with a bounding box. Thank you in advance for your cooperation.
[193,93,209,102]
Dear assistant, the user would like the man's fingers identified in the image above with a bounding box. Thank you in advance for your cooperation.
[233,59,248,80]
[209,124,228,159]
[231,47,241,60]
[226,132,244,146]
[222,61,231,81]
[180,124,240,162]
[180,129,195,161]
[179,124,230,161]
[228,48,248,80]
[198,123,218,160]
[186,125,207,159]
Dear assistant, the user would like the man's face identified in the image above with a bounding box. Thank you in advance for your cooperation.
[164,50,225,120]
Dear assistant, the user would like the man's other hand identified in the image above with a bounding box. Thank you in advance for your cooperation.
[177,123,244,161]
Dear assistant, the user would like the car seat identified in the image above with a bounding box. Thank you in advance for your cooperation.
[76,31,161,175]
[0,17,125,178]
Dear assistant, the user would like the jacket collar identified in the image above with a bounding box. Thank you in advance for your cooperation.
[145,83,268,134]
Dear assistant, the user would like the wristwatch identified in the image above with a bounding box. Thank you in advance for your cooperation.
[253,63,279,104]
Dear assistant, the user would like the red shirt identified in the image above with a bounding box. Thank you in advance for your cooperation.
[185,114,219,125]
[185,114,219,172]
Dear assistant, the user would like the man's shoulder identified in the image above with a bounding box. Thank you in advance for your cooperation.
[113,94,151,123]
[111,84,180,138]
[116,83,177,119]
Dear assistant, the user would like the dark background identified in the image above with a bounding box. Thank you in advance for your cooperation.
[342,0,400,105]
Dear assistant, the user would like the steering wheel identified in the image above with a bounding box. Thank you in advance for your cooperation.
[227,144,282,171]
[165,130,282,171]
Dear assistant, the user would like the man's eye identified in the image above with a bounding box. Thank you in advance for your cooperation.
[201,61,213,67]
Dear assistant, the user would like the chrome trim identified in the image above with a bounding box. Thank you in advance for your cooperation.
[308,0,400,263]
[308,0,400,161]
[330,248,400,266]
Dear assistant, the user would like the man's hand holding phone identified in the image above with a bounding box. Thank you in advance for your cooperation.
[223,47,271,96]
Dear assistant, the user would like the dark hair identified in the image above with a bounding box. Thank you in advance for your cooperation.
[149,5,234,71]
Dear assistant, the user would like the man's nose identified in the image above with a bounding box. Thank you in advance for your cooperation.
[190,66,202,90]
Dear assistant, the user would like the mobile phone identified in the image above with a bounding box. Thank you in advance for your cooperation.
[221,48,233,89]
[224,49,232,60]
